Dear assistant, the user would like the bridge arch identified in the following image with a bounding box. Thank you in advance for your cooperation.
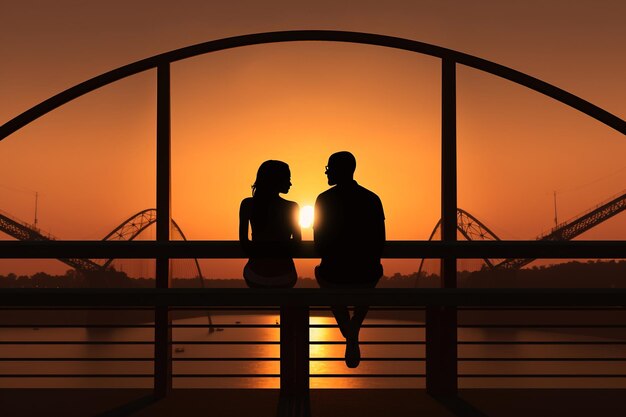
[1,30,625,140]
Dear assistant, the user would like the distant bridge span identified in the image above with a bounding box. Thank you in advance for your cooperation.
[0,209,101,272]
[0,208,204,279]
[420,190,626,272]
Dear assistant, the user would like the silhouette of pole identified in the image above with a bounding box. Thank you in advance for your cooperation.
[278,305,310,417]
[426,58,458,396]
[155,62,172,397]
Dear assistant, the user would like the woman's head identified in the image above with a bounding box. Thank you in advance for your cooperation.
[252,160,291,196]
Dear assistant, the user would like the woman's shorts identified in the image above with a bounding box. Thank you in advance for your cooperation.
[244,259,297,288]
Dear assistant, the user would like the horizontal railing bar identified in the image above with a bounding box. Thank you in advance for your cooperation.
[173,358,281,361]
[6,340,622,345]
[458,324,626,328]
[171,307,280,310]
[172,341,279,345]
[2,288,626,307]
[173,374,279,378]
[459,307,626,311]
[3,357,626,362]
[310,324,424,328]
[174,374,425,378]
[311,357,424,361]
[0,341,426,345]
[0,324,156,328]
[180,306,423,311]
[311,374,425,378]
[459,358,626,361]
[2,306,621,311]
[0,324,423,329]
[10,305,618,311]
[459,374,626,378]
[0,358,154,361]
[1,240,625,259]
[4,373,626,378]
[311,341,424,345]
[170,357,426,361]
[457,341,626,345]
[0,341,153,345]
[309,340,426,345]
[0,357,423,362]
[0,374,154,378]
[0,307,153,311]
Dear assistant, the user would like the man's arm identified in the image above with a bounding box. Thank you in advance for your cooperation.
[313,196,328,256]
[375,196,386,257]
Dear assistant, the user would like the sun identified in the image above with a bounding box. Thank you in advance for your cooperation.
[299,205,314,228]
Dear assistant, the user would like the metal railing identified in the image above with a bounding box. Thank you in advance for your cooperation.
[0,289,626,386]
[2,268,626,417]
[2,304,626,385]
[2,30,626,415]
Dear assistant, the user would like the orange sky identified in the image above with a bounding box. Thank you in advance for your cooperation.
[1,1,625,278]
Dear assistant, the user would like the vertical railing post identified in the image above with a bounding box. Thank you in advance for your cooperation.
[426,58,458,396]
[155,62,172,398]
[278,304,310,417]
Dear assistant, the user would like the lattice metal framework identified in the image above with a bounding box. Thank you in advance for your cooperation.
[0,208,205,282]
[100,209,205,284]
[0,210,101,271]
[419,191,626,272]
[496,191,626,269]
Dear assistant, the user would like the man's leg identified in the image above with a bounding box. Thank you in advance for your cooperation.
[345,277,380,368]
[330,306,351,338]
[350,305,369,337]
[316,266,364,368]
[344,307,362,368]
[315,267,352,338]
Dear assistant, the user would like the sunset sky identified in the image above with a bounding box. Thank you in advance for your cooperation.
[1,0,625,278]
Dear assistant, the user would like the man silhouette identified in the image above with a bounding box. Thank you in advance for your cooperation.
[314,151,385,368]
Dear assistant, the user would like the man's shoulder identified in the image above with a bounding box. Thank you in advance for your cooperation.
[354,183,382,204]
[355,183,379,197]
[316,187,337,201]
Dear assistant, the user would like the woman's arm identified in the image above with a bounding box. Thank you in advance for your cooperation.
[291,202,302,242]
[239,198,252,255]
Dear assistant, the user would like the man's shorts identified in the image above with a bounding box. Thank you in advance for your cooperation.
[315,264,382,289]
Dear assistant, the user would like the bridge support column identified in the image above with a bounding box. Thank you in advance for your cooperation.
[427,58,458,397]
[278,305,310,417]
[426,301,457,396]
[155,62,172,398]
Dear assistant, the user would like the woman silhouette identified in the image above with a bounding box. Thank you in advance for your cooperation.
[239,160,301,288]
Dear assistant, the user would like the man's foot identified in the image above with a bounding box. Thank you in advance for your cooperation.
[345,329,361,368]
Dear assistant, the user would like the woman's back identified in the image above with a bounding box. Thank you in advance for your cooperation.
[247,196,298,243]
[238,160,301,288]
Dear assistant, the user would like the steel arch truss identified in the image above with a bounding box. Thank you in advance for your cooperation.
[100,209,205,283]
[418,209,504,275]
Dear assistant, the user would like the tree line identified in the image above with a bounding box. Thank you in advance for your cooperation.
[1,260,625,288]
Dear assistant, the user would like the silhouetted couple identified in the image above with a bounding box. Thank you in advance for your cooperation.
[239,151,385,368]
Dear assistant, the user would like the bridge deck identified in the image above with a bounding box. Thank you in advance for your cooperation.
[1,388,624,417]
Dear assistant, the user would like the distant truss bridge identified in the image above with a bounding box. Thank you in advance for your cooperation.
[0,208,205,280]
[421,190,626,271]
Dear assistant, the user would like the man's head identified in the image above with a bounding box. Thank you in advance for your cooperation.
[325,151,356,186]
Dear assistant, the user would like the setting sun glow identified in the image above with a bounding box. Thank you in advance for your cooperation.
[299,205,314,228]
